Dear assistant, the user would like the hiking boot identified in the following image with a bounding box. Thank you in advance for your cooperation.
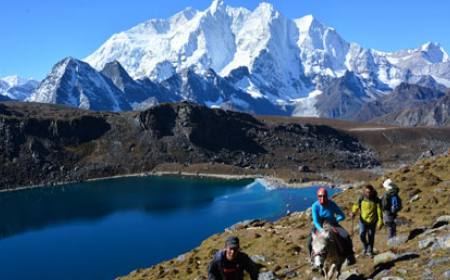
[365,246,372,257]
[347,254,356,265]
[367,250,375,258]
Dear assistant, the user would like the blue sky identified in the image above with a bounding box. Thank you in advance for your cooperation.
[1,0,449,80]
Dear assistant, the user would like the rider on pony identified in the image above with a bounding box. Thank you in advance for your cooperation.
[308,187,356,266]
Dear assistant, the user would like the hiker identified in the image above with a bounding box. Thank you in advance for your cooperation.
[350,184,383,257]
[307,187,356,265]
[381,178,402,238]
[208,236,259,280]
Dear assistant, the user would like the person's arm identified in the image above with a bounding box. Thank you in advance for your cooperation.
[331,201,346,222]
[207,257,221,280]
[242,254,259,280]
[311,203,323,231]
[351,197,360,217]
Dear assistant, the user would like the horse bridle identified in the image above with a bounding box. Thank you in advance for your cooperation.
[312,249,327,259]
[312,231,329,264]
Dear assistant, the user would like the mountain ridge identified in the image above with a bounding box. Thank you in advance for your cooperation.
[8,0,450,125]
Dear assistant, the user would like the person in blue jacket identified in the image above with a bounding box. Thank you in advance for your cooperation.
[307,187,356,265]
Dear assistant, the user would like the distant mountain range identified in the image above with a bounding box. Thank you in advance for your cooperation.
[3,0,450,126]
[0,76,39,100]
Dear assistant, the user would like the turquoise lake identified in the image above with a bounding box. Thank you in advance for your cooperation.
[0,176,336,279]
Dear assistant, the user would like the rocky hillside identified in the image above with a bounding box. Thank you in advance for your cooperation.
[354,83,450,126]
[118,153,450,280]
[372,93,450,127]
[0,101,378,190]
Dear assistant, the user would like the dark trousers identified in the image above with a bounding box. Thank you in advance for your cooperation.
[384,213,397,238]
[359,220,376,252]
[385,220,397,238]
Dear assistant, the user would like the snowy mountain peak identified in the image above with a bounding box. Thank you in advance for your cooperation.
[2,75,29,87]
[78,1,450,116]
[254,2,277,18]
[208,0,225,14]
[170,7,198,24]
[296,15,324,31]
[420,42,449,63]
[29,57,131,111]
[0,75,39,100]
[295,15,341,51]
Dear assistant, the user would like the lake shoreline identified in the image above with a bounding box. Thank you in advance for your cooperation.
[0,169,348,193]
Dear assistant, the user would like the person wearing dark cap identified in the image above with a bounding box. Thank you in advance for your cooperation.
[208,236,259,280]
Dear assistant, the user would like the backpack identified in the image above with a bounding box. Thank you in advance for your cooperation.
[382,193,402,214]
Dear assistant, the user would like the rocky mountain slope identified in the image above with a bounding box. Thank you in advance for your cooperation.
[371,91,450,127]
[0,101,379,190]
[2,101,450,191]
[27,58,132,112]
[0,95,11,102]
[118,152,450,280]
[355,83,447,123]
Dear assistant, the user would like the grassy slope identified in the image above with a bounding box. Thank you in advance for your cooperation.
[118,153,450,280]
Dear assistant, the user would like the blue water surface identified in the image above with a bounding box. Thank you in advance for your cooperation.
[0,176,336,280]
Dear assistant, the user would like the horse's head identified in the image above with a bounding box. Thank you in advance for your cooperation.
[311,223,333,269]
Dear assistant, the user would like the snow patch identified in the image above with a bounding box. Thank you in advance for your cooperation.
[291,90,321,117]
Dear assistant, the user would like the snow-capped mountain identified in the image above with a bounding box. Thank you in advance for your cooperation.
[100,60,179,110]
[0,75,39,100]
[82,0,450,117]
[28,58,131,112]
[85,0,310,104]
[23,0,449,121]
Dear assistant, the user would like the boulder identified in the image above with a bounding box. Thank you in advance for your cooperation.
[442,270,450,279]
[431,234,450,251]
[225,219,256,231]
[422,268,435,280]
[338,269,360,280]
[258,271,280,280]
[387,235,408,248]
[427,256,450,267]
[251,255,269,264]
[409,194,420,203]
[419,237,435,249]
[374,251,397,266]
[436,215,450,223]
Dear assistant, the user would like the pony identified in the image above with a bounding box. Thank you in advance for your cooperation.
[311,222,347,279]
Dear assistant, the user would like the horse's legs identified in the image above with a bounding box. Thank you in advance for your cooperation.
[326,263,336,280]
